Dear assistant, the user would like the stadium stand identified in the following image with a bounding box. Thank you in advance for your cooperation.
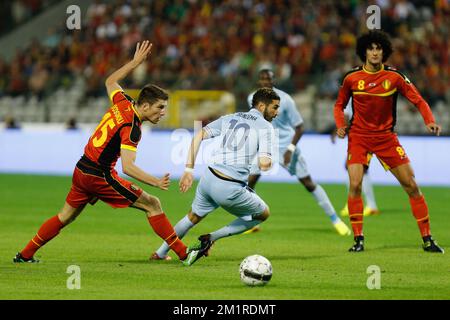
[0,0,448,134]
[0,0,62,36]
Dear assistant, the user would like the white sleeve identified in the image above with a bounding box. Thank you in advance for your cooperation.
[286,96,303,127]
[203,117,223,139]
[258,125,274,159]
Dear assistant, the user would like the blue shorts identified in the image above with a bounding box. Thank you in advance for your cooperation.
[192,168,268,220]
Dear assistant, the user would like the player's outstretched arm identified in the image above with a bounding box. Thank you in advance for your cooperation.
[121,148,170,191]
[283,124,303,166]
[396,72,441,136]
[105,40,152,99]
[179,129,207,193]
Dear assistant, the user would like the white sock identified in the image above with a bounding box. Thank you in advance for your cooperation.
[362,173,378,210]
[312,184,339,223]
[209,218,261,241]
[155,215,194,258]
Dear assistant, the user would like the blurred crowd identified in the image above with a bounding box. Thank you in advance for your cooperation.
[0,0,56,36]
[0,0,449,110]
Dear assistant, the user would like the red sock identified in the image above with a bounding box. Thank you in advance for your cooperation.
[409,195,431,237]
[21,215,65,259]
[148,213,187,260]
[348,196,364,237]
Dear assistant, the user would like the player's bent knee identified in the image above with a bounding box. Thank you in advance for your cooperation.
[403,179,420,197]
[349,179,363,195]
[349,188,362,197]
[58,203,84,225]
[304,183,316,193]
[299,177,316,192]
[58,212,71,225]
[404,177,418,189]
[141,194,162,213]
[188,211,203,224]
[255,207,270,221]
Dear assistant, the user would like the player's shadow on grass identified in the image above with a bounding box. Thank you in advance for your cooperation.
[372,244,424,251]
[284,226,338,234]
[212,254,335,262]
[371,208,407,215]
[98,258,181,265]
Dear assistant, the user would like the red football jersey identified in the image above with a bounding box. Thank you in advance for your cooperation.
[84,90,142,170]
[334,64,435,135]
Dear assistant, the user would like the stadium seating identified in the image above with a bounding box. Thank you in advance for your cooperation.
[0,0,448,135]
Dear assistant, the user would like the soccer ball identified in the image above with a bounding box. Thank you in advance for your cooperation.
[239,254,272,286]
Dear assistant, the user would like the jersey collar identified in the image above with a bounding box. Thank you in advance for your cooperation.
[363,64,384,74]
[131,103,142,122]
[249,108,263,117]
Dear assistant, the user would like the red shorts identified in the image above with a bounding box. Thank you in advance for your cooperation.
[66,158,143,209]
[347,132,410,170]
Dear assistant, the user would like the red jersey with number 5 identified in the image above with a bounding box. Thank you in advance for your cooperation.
[84,90,142,170]
[334,65,435,135]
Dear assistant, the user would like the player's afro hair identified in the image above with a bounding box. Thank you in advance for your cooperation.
[356,30,393,63]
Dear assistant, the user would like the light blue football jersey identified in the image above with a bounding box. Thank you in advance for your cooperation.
[248,87,303,152]
[204,108,274,181]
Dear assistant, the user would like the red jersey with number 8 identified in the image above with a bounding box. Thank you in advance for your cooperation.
[334,64,435,135]
[84,90,142,170]
[333,65,436,170]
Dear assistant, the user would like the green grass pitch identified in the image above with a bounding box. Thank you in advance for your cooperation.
[0,174,449,299]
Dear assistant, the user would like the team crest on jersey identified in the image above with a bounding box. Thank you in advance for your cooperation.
[382,79,391,90]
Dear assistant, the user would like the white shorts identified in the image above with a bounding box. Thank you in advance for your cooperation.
[192,167,268,220]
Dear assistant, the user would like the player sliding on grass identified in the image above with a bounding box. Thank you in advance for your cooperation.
[334,30,444,253]
[14,41,211,265]
[245,69,351,236]
[152,88,279,262]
